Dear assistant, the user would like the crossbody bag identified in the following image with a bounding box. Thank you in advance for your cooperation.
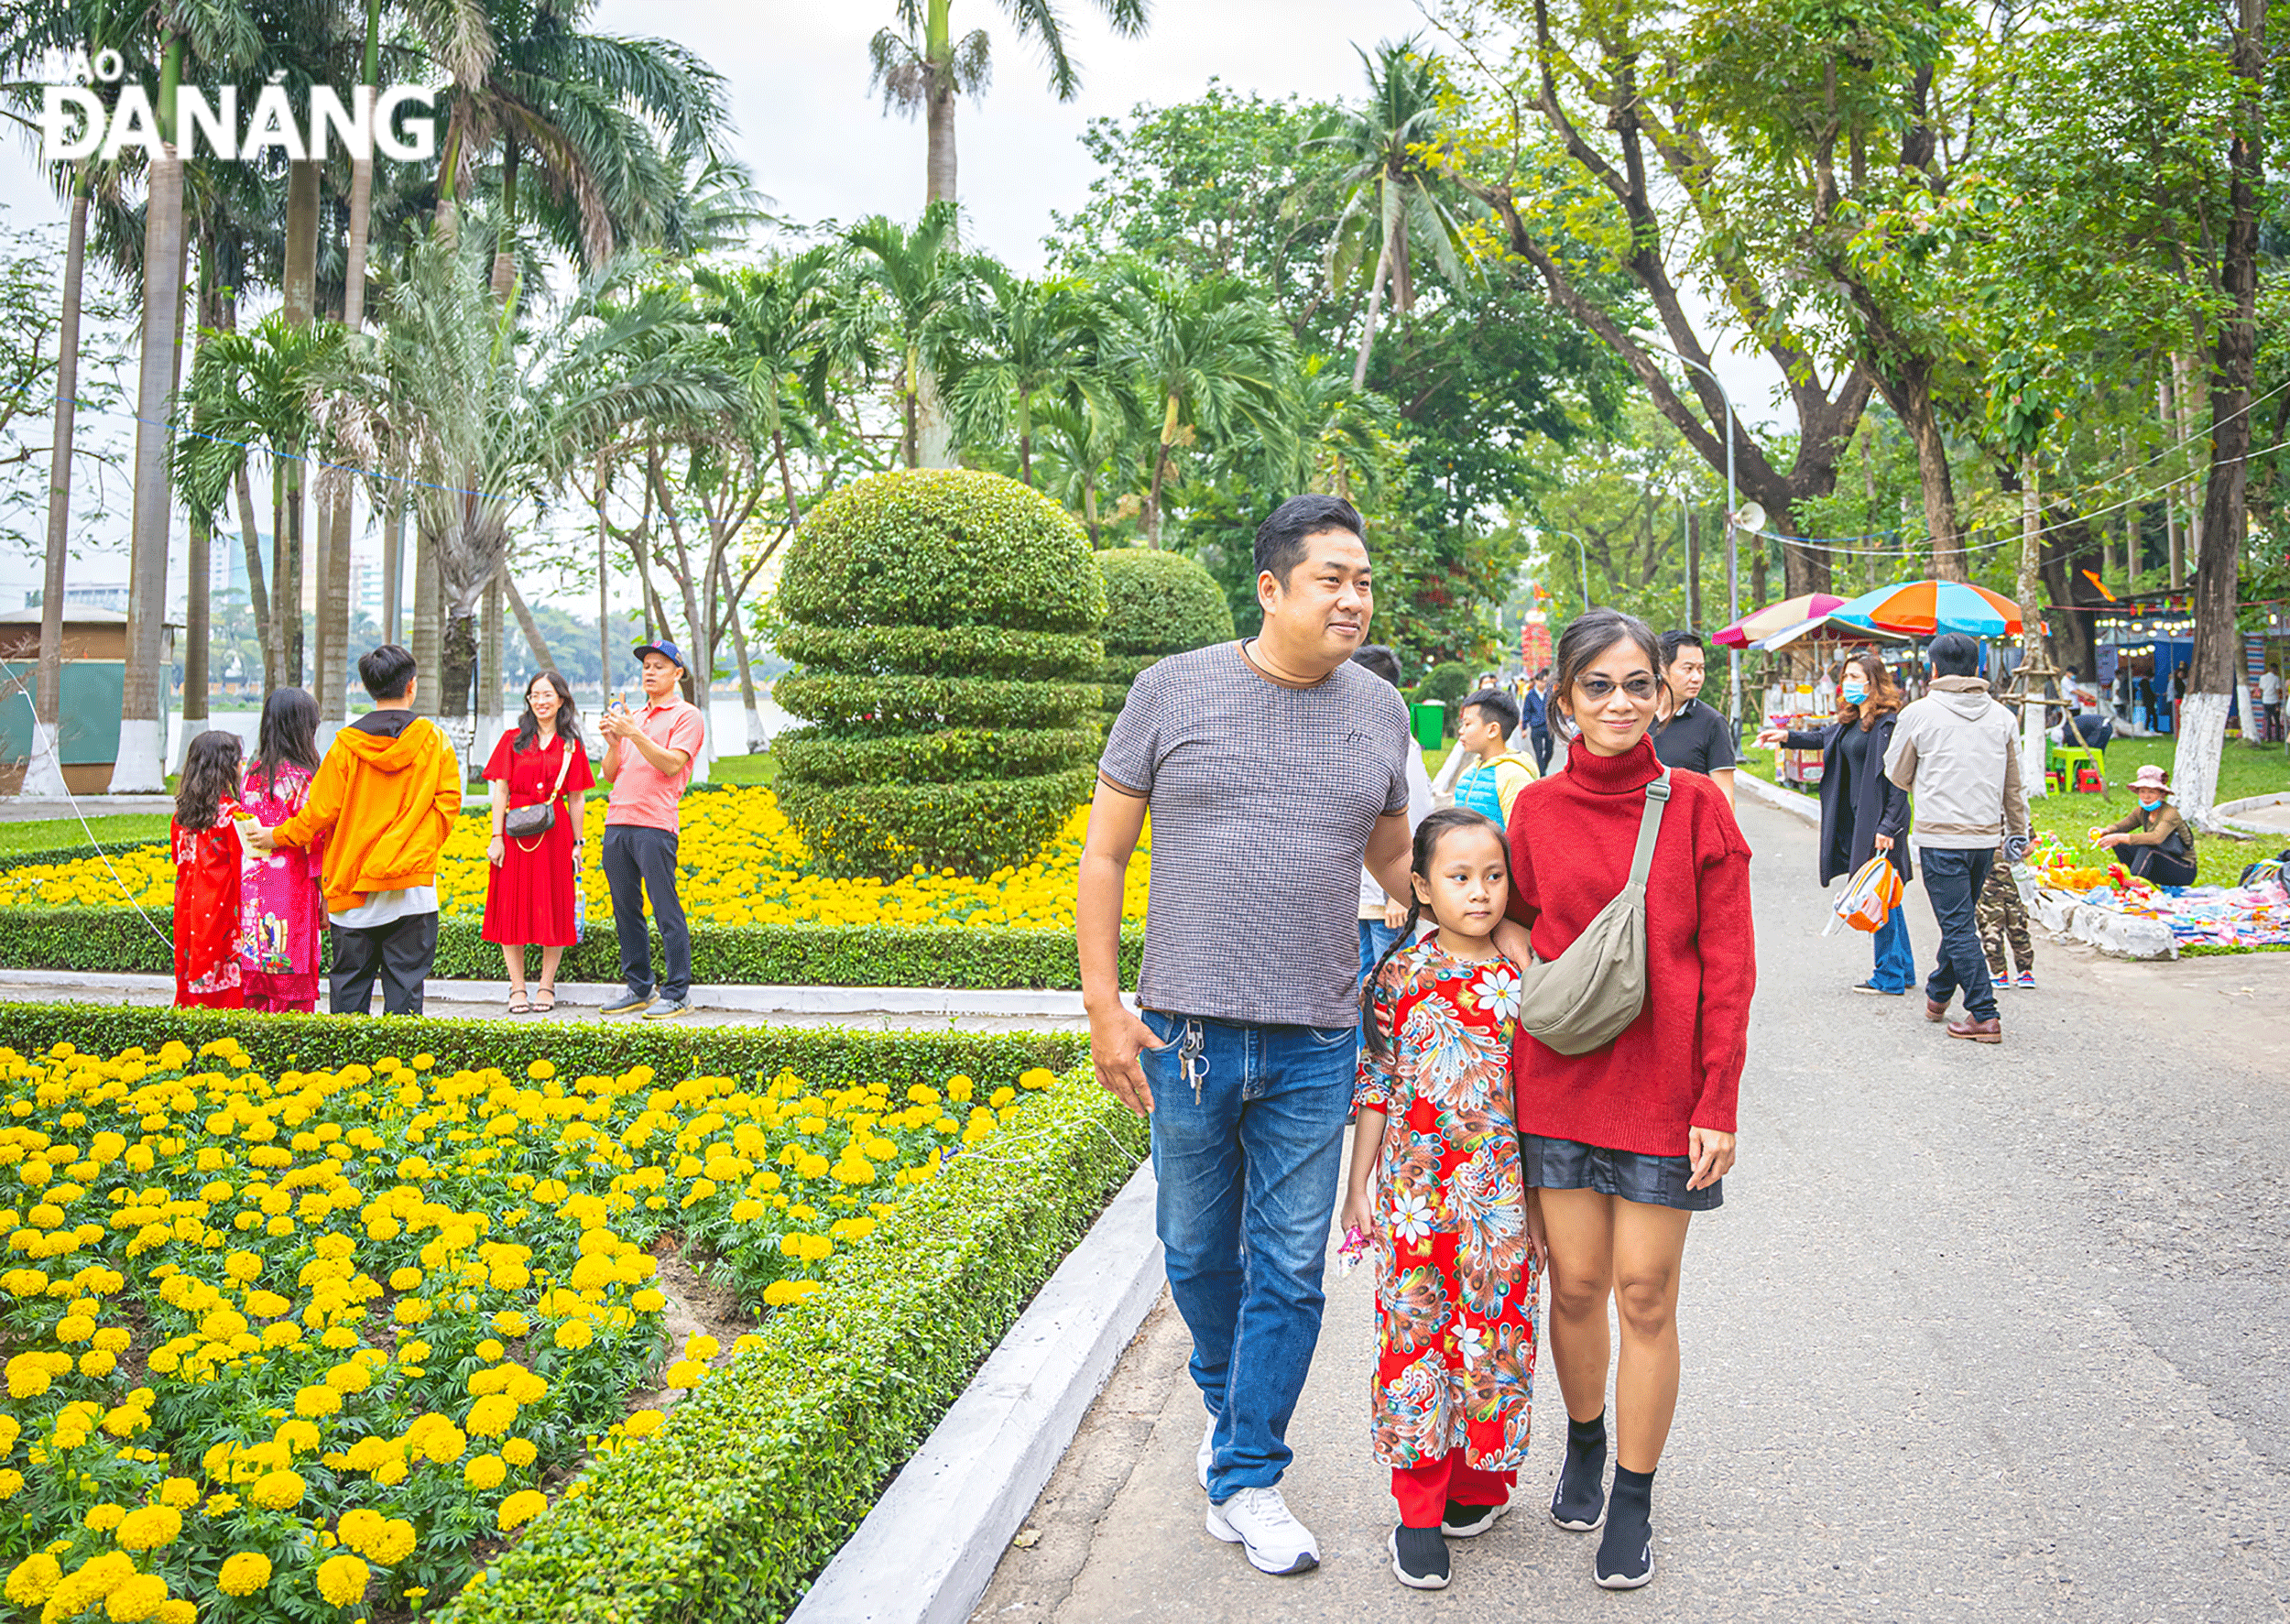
[1516,768,1670,1055]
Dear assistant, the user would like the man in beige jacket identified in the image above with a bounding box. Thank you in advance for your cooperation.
[1883,632,2033,1043]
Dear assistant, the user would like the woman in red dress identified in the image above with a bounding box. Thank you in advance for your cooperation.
[483,670,594,1012]
[171,730,248,1009]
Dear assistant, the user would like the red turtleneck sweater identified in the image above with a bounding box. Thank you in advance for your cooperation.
[1505,736,1755,1157]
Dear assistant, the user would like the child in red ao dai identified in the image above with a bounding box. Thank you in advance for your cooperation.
[1343,808,1544,1592]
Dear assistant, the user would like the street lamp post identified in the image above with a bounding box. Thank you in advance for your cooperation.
[1659,349,1747,725]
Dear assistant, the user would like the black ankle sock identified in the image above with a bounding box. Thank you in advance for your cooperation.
[1550,1411,1608,1526]
[1598,1465,1654,1577]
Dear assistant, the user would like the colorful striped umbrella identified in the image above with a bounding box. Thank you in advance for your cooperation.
[1833,580,2023,638]
[1712,593,1846,649]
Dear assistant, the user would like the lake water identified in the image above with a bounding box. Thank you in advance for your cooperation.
[167,689,798,770]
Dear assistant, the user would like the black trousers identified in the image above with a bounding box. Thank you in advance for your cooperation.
[330,911,439,1016]
[602,824,691,999]
[1529,725,1554,775]
[1919,846,1997,1022]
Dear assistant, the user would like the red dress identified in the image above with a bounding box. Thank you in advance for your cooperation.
[172,810,245,1009]
[481,730,594,946]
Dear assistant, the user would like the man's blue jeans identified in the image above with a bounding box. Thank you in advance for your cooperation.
[1357,917,1401,1051]
[1140,1009,1355,1502]
[1919,845,1998,1021]
[1870,905,1914,994]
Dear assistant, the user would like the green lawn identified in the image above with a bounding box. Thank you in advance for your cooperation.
[0,813,173,860]
[1740,736,2288,888]
[706,751,777,787]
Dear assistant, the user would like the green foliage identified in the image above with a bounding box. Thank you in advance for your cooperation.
[0,908,1144,990]
[1421,661,1473,708]
[1093,547,1236,708]
[438,1068,1145,1624]
[773,470,1107,877]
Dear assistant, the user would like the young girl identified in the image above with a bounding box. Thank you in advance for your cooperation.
[237,687,326,1012]
[1342,807,1543,1592]
[172,730,248,1010]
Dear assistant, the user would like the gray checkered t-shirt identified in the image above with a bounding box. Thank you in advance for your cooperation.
[1098,641,1412,1030]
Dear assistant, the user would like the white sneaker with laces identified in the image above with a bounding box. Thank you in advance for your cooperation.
[1205,1485,1320,1575]
[1196,1415,1215,1491]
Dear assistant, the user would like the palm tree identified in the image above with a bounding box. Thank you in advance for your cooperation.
[868,0,1150,207]
[943,264,1114,486]
[834,202,967,467]
[1030,394,1133,545]
[111,0,261,790]
[692,247,834,536]
[1307,38,1478,388]
[1108,264,1294,547]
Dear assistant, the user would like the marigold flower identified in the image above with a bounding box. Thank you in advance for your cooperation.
[497,1489,548,1531]
[463,1452,507,1490]
[315,1553,369,1608]
[622,1409,665,1438]
[5,1553,61,1604]
[103,1571,169,1621]
[84,1502,127,1531]
[217,1551,272,1597]
[503,1436,539,1467]
[114,1505,181,1550]
[248,1468,306,1510]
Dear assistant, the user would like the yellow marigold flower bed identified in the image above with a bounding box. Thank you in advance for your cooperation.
[0,788,1150,932]
[0,1036,1059,1619]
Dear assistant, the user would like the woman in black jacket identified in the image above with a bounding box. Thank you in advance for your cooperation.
[1755,649,1915,994]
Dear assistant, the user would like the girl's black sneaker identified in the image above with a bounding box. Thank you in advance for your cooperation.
[1441,1499,1510,1538]
[1390,1524,1451,1590]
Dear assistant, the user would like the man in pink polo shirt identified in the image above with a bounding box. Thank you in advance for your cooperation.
[598,639,707,1018]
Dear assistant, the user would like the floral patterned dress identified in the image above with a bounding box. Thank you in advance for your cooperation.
[236,762,326,1011]
[172,809,245,1009]
[1357,939,1537,1471]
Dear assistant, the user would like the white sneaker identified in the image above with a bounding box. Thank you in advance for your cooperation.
[1197,1414,1215,1491]
[1205,1485,1320,1575]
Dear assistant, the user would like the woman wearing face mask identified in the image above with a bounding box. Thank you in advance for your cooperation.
[1501,608,1754,1591]
[1753,650,1914,994]
[2090,764,2197,887]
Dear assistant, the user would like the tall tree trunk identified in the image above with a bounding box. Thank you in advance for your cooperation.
[1898,365,1963,581]
[924,40,957,206]
[1147,392,1179,549]
[235,464,272,688]
[26,168,90,798]
[411,518,442,717]
[717,555,766,753]
[281,158,321,693]
[176,254,223,771]
[1351,229,1392,390]
[2173,349,2204,590]
[504,572,555,671]
[1683,498,1700,631]
[320,121,377,742]
[439,611,478,747]
[2176,0,2268,823]
[2015,452,2048,799]
[382,491,403,644]
[111,47,186,794]
[596,459,614,706]
[477,571,506,758]
[490,138,520,304]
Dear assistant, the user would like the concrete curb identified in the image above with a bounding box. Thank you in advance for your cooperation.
[2032,888,2177,960]
[0,968,1112,1020]
[791,1159,1165,1624]
[1736,768,1821,826]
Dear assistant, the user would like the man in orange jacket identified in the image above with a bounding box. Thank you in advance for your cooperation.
[251,644,463,1014]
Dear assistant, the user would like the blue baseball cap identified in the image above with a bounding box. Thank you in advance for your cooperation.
[632,639,685,670]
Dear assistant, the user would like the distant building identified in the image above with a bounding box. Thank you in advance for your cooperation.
[24,584,131,613]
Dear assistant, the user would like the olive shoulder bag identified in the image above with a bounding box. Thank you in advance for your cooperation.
[1516,768,1671,1055]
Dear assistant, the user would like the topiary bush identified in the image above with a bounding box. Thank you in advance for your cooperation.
[1094,547,1237,713]
[771,470,1107,878]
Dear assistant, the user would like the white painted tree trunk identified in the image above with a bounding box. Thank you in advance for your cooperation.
[20,721,67,799]
[2023,693,2049,801]
[111,719,166,797]
[2172,690,2231,826]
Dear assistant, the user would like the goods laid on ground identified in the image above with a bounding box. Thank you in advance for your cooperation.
[2028,834,2290,951]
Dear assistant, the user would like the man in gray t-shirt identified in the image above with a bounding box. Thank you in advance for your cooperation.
[1077,495,1412,1578]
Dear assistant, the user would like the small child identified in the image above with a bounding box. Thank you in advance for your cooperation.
[171,730,248,1010]
[1448,691,1537,829]
[1342,807,1543,1592]
[1979,847,2035,990]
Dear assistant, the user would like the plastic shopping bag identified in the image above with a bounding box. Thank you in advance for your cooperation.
[1824,855,1904,935]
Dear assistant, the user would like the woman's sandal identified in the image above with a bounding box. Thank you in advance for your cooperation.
[507,992,532,1015]
[532,988,556,1014]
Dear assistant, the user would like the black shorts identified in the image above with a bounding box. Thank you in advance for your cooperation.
[1521,1133,1722,1212]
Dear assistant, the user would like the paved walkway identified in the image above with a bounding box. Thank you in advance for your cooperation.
[972,796,2290,1623]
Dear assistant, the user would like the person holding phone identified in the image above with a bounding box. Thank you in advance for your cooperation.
[597,641,705,1019]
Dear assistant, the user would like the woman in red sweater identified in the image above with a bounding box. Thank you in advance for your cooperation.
[1501,608,1754,1591]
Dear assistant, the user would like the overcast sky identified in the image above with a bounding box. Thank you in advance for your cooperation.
[0,1,1783,610]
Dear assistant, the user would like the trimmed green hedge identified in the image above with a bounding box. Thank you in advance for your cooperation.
[1095,547,1235,712]
[0,906,1144,988]
[0,1002,1087,1095]
[440,1066,1146,1624]
[771,725,1103,789]
[772,471,1107,878]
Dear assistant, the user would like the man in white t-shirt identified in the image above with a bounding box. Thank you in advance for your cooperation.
[2261,665,2283,744]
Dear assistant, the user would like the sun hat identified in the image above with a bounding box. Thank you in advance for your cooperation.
[632,638,685,670]
[2131,764,2171,793]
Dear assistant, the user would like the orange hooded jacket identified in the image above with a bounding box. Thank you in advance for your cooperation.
[273,711,463,913]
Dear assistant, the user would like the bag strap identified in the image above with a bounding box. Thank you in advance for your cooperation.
[547,736,575,801]
[1624,769,1672,894]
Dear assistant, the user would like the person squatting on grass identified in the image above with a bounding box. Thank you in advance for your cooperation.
[1504,608,1755,1591]
[1344,807,1545,1592]
[1077,494,1416,1580]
